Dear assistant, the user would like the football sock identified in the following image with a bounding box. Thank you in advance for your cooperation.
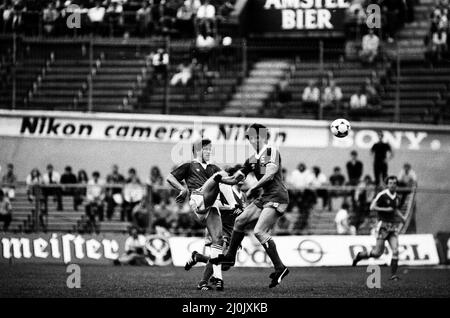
[195,252,210,263]
[225,230,245,259]
[359,251,370,259]
[202,262,214,282]
[211,244,223,280]
[391,258,399,276]
[262,238,285,271]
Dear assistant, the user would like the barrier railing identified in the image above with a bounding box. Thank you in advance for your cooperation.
[0,182,423,235]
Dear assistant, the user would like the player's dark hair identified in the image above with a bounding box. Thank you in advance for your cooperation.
[245,123,269,140]
[192,138,212,154]
[385,175,398,184]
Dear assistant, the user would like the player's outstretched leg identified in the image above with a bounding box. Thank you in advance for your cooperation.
[353,239,384,266]
[209,203,261,266]
[185,251,211,270]
[254,207,289,288]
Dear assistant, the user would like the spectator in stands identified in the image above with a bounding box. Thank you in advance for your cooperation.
[152,197,178,232]
[346,150,363,186]
[176,0,196,37]
[150,47,169,81]
[1,163,17,200]
[170,60,194,86]
[88,1,106,36]
[60,166,78,210]
[328,166,346,211]
[122,168,145,222]
[75,169,88,210]
[105,164,125,221]
[159,0,178,35]
[286,163,312,190]
[131,199,149,231]
[217,0,234,21]
[85,171,105,233]
[42,2,59,36]
[307,166,329,210]
[397,162,418,207]
[146,165,164,205]
[430,27,448,62]
[335,202,356,235]
[398,163,418,188]
[349,85,368,110]
[322,79,343,112]
[0,189,12,231]
[359,28,379,64]
[114,227,150,265]
[371,131,393,187]
[364,77,381,107]
[26,168,42,203]
[42,164,63,212]
[302,79,320,111]
[381,0,406,43]
[354,175,375,230]
[196,0,216,35]
[272,78,292,117]
[195,26,216,66]
[1,3,14,33]
[136,1,153,37]
[106,0,124,37]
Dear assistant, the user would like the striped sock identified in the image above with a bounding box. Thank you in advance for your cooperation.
[210,244,223,280]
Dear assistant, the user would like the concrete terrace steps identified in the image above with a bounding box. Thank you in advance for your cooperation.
[223,59,292,116]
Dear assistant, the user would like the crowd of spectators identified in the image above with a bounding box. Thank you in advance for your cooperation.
[297,69,383,118]
[0,139,418,234]
[425,0,449,63]
[0,0,236,38]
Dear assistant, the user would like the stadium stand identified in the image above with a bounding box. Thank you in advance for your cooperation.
[7,187,130,233]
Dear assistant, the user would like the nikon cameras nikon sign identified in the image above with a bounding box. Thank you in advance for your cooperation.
[250,0,350,33]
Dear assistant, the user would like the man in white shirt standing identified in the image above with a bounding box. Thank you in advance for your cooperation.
[42,164,63,212]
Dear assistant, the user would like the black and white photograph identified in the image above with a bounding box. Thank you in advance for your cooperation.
[0,0,449,306]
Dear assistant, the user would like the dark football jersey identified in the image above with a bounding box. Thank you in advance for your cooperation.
[239,146,289,204]
[170,160,221,192]
[372,189,402,223]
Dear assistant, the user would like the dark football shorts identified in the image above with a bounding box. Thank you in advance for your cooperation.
[376,221,401,240]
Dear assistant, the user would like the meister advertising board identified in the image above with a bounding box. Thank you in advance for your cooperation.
[249,0,350,33]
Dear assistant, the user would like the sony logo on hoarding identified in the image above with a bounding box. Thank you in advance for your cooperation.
[349,244,430,261]
[333,130,430,150]
[0,234,120,263]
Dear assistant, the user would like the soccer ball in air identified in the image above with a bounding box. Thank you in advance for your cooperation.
[330,118,351,138]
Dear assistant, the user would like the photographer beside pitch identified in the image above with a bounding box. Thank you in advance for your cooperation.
[352,176,407,280]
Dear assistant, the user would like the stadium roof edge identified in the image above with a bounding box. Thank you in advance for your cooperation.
[1,110,450,132]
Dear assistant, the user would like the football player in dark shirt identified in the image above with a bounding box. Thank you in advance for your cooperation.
[210,123,290,288]
[166,139,227,290]
[352,176,407,280]
[184,165,247,289]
